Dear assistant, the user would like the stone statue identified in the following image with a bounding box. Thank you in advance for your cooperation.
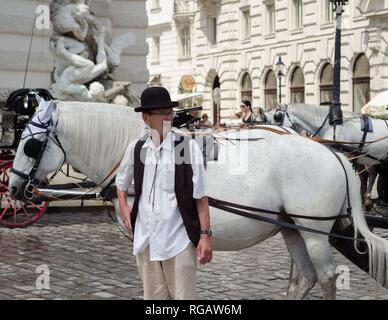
[49,0,138,104]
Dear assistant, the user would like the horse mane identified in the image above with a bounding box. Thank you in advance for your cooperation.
[54,101,145,184]
[288,103,356,124]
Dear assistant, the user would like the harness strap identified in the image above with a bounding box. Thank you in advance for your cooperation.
[208,199,364,243]
[358,115,370,153]
[208,197,350,221]
[28,120,49,129]
[312,113,329,138]
[9,167,47,187]
[327,149,352,212]
[29,125,51,179]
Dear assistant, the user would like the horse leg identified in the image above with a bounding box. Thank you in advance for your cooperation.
[281,229,317,300]
[286,259,298,297]
[365,166,377,210]
[300,234,337,300]
[357,164,368,204]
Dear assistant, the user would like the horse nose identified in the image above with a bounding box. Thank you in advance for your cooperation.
[11,186,24,200]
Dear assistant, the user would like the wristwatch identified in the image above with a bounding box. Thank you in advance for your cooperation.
[200,229,212,237]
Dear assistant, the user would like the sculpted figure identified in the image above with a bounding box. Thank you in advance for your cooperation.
[50,0,137,103]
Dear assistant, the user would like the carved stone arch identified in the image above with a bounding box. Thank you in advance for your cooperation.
[288,64,305,104]
[350,53,371,112]
[285,63,300,89]
[238,70,253,105]
[260,67,274,92]
[261,67,277,110]
[205,68,221,124]
[205,68,219,88]
[316,60,334,105]
[357,0,384,13]
[316,59,333,83]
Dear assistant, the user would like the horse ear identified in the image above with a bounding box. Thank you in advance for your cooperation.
[24,139,43,159]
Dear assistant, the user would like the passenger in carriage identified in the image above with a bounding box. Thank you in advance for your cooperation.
[253,106,268,124]
[241,100,255,124]
[116,86,212,300]
[197,113,212,128]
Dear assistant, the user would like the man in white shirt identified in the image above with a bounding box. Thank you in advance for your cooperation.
[116,86,212,300]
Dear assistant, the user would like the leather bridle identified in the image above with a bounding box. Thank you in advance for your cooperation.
[274,105,298,131]
[10,117,67,199]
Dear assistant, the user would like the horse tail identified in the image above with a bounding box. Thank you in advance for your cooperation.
[338,153,388,288]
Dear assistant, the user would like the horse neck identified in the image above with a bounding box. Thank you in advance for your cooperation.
[288,105,329,135]
[55,106,144,185]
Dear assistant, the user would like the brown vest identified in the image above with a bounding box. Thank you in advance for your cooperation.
[131,133,201,246]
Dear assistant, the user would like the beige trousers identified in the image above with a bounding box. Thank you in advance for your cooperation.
[136,243,197,300]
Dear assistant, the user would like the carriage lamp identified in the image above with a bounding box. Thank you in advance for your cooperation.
[329,0,348,125]
[276,56,285,105]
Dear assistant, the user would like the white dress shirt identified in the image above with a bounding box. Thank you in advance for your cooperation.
[116,131,207,261]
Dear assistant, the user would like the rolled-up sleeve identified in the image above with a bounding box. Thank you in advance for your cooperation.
[116,140,137,192]
[190,139,208,199]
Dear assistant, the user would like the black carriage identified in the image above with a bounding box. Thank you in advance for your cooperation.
[0,89,53,228]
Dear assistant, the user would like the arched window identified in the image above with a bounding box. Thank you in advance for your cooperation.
[241,72,252,103]
[212,75,220,125]
[319,63,333,105]
[264,70,277,110]
[353,54,370,113]
[290,67,305,103]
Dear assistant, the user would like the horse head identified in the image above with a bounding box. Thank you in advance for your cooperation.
[9,99,65,201]
[271,104,290,126]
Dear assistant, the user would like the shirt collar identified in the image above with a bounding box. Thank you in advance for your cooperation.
[142,130,175,152]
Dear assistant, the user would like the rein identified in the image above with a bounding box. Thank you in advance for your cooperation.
[31,159,123,202]
[207,139,356,241]
[207,198,364,243]
[309,134,388,148]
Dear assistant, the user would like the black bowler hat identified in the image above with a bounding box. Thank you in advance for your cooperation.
[134,86,178,112]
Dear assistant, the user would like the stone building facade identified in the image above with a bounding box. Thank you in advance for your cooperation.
[147,0,388,124]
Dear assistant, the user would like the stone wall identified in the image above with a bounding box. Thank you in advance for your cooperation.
[0,0,148,98]
[0,0,53,93]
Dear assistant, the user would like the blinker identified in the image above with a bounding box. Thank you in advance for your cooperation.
[274,111,285,124]
[24,138,43,159]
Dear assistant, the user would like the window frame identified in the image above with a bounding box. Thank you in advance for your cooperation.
[319,63,333,104]
[323,0,334,23]
[241,72,252,102]
[241,8,251,40]
[208,16,217,45]
[179,25,191,58]
[352,54,371,113]
[152,36,160,63]
[290,67,305,104]
[264,69,277,110]
[265,2,275,35]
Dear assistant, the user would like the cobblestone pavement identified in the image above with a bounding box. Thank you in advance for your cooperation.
[0,208,388,300]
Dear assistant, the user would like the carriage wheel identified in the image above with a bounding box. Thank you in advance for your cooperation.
[0,161,49,228]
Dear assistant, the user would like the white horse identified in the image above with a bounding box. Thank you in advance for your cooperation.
[274,103,388,208]
[8,100,388,299]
